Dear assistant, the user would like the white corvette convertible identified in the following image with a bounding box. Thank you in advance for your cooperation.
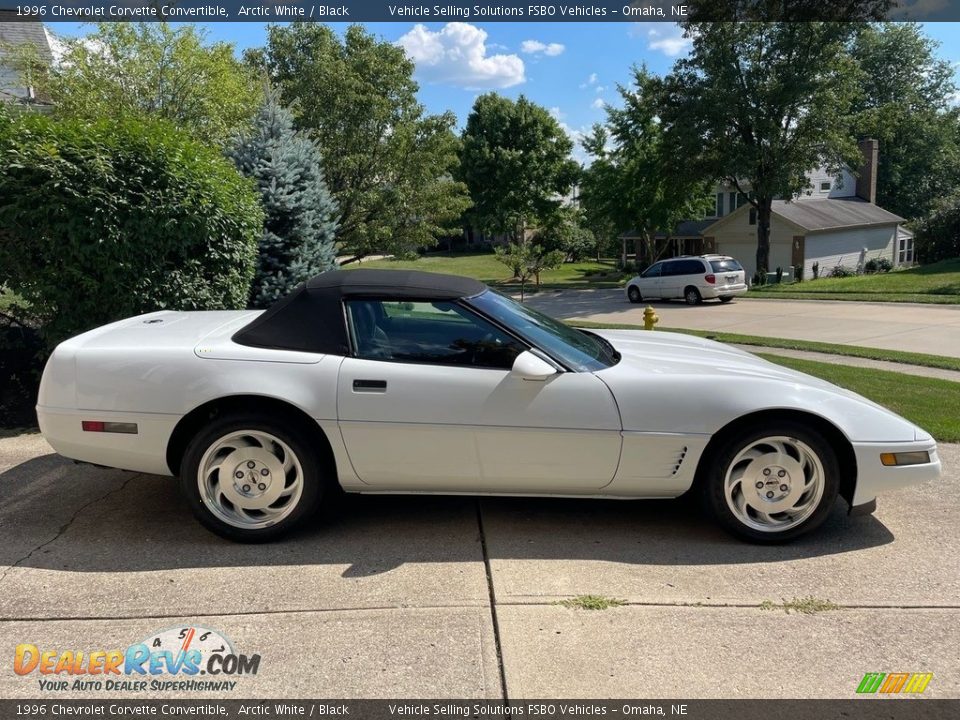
[38,270,939,543]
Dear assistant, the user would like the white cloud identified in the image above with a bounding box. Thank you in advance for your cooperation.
[520,40,565,57]
[579,72,599,89]
[630,23,692,57]
[595,86,605,94]
[398,23,525,89]
[549,106,565,120]
[591,98,605,110]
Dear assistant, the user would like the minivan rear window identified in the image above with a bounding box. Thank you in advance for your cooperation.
[710,259,743,272]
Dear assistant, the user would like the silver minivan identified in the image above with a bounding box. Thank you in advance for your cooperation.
[626,255,748,305]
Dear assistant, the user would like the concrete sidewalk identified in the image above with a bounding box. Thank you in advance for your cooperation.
[524,290,960,357]
[0,434,957,698]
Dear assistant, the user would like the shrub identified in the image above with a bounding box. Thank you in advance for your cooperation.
[0,111,263,346]
[228,91,339,308]
[830,264,857,278]
[795,264,804,282]
[812,261,820,280]
[876,257,893,272]
[864,258,879,273]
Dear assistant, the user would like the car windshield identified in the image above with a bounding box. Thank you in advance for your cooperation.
[710,258,743,272]
[468,290,619,372]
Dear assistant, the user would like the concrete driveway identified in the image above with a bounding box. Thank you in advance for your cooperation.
[524,290,960,356]
[1,434,958,699]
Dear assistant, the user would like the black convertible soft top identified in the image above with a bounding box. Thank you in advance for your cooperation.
[232,269,487,354]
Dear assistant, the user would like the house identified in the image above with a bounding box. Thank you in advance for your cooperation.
[623,139,913,280]
[0,14,55,110]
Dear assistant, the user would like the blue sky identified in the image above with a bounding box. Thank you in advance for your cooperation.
[49,21,960,162]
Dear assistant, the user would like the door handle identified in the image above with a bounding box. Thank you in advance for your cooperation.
[353,379,387,392]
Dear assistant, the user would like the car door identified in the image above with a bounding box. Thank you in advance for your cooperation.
[658,260,681,299]
[336,298,622,492]
[637,261,663,298]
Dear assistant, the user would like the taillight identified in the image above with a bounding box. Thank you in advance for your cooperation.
[705,274,716,284]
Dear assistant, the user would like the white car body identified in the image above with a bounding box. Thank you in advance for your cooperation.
[626,255,748,304]
[38,285,939,518]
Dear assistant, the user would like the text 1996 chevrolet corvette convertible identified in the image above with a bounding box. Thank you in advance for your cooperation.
[38,270,940,543]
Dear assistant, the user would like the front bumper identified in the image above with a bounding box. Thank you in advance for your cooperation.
[850,437,940,507]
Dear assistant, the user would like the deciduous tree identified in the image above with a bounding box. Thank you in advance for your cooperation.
[661,23,863,275]
[460,94,578,243]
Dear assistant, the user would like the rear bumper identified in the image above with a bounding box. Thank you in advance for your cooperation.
[851,438,940,507]
[37,405,179,476]
[710,284,749,299]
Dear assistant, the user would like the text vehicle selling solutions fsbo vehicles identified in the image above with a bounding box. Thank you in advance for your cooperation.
[37,270,939,543]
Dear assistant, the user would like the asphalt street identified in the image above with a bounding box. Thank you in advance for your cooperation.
[1,433,957,699]
[524,290,960,356]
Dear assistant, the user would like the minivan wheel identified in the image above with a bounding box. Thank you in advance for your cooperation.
[181,414,324,542]
[627,286,642,304]
[684,287,701,305]
[719,297,733,303]
[700,422,840,543]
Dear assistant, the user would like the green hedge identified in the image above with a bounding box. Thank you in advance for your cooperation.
[0,110,263,345]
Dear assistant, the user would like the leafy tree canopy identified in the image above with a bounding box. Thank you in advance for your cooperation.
[850,22,960,220]
[27,22,262,146]
[581,66,711,268]
[460,93,579,242]
[248,23,470,259]
[661,22,863,274]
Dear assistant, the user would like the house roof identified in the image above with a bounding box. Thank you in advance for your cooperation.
[771,197,903,232]
[621,220,716,240]
[0,16,53,64]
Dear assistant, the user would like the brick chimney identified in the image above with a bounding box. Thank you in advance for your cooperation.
[856,138,878,204]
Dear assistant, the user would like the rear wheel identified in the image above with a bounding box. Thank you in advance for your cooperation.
[627,285,642,304]
[180,414,324,542]
[700,422,839,543]
[719,296,733,303]
[684,286,702,305]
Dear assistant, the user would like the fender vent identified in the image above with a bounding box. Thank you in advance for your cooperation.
[672,446,688,476]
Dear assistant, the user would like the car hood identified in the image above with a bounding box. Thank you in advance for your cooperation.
[589,329,921,441]
[592,329,835,387]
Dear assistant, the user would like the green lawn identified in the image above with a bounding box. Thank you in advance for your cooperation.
[573,321,960,373]
[750,258,960,304]
[345,252,626,290]
[758,354,960,443]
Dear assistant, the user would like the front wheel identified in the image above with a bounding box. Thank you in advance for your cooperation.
[700,422,840,543]
[627,285,642,304]
[180,414,324,542]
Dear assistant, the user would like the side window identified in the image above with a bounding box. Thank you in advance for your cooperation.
[641,262,662,278]
[345,299,525,369]
[660,262,677,277]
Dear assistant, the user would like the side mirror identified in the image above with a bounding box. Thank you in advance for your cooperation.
[511,350,558,381]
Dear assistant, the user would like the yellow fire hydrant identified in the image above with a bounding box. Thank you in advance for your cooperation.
[643,305,659,331]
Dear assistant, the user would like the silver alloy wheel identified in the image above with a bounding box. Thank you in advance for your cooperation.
[685,288,699,304]
[723,435,825,533]
[197,430,304,530]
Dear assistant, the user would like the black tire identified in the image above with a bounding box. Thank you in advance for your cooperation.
[180,413,325,542]
[719,296,733,303]
[627,285,642,304]
[699,421,840,544]
[684,286,702,305]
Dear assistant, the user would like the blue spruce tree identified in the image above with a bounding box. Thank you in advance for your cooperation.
[229,91,339,308]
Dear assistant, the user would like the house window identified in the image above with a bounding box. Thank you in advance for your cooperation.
[820,181,831,192]
[748,209,757,225]
[715,193,724,217]
[898,236,914,264]
[728,191,737,213]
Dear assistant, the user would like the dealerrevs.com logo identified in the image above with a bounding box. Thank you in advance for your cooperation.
[13,626,261,693]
